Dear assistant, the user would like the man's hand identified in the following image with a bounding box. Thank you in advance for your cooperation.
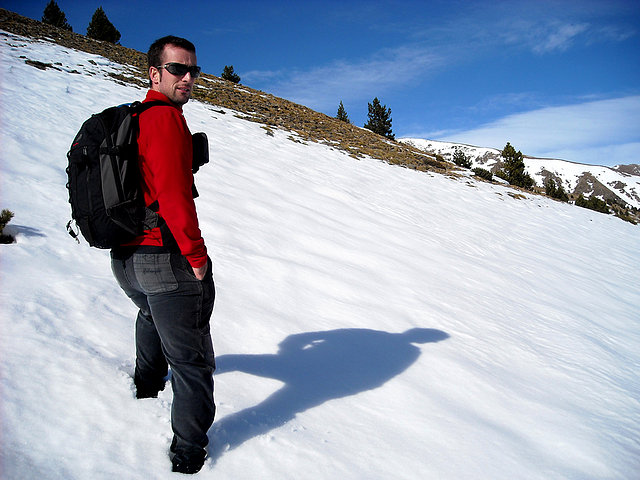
[192,263,207,281]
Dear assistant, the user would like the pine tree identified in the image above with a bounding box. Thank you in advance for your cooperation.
[42,0,73,31]
[497,142,534,189]
[86,7,121,44]
[453,149,471,168]
[221,65,241,83]
[336,101,350,123]
[545,178,569,202]
[575,194,610,214]
[364,97,394,139]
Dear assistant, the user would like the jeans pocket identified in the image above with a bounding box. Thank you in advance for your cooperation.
[133,253,179,294]
[199,276,215,331]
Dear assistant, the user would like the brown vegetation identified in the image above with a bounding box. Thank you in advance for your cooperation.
[0,8,449,173]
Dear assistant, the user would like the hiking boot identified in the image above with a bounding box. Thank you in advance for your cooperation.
[134,371,166,399]
[171,449,206,474]
[135,383,165,399]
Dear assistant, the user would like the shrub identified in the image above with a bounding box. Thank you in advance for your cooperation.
[0,209,15,244]
[221,65,241,83]
[453,149,472,168]
[87,7,121,44]
[545,178,569,202]
[473,168,493,181]
[575,194,610,214]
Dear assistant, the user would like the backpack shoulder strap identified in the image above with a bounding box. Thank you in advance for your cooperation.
[130,100,173,115]
[128,100,174,235]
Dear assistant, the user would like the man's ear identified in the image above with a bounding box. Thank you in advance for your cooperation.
[149,66,160,86]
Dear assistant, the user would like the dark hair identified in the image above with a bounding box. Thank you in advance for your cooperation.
[147,35,196,86]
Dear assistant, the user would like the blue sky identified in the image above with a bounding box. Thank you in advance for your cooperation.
[4,0,640,166]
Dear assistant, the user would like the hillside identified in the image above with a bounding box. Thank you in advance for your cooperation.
[1,9,640,480]
[0,8,447,172]
[401,138,640,212]
[3,8,638,225]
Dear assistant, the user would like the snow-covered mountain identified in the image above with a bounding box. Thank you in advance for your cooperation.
[401,138,640,210]
[1,26,639,480]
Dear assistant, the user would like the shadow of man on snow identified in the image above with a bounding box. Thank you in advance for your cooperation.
[209,327,449,460]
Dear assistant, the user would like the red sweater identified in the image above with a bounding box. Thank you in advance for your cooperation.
[126,90,207,268]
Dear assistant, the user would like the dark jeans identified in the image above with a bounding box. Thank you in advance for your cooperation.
[111,247,216,454]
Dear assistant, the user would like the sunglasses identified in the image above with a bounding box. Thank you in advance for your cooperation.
[157,62,202,78]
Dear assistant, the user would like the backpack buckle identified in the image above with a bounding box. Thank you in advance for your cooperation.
[66,219,80,244]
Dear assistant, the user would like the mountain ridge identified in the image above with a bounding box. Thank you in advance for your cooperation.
[400,138,640,212]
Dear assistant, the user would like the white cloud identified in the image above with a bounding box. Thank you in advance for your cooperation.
[533,22,590,53]
[498,20,591,54]
[437,96,640,165]
[498,16,635,55]
[243,45,443,112]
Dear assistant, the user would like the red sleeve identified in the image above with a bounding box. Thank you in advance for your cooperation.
[140,106,207,268]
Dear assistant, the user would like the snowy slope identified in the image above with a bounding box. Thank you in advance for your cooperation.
[1,32,639,480]
[401,138,640,209]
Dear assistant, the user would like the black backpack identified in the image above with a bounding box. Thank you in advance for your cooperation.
[66,101,167,248]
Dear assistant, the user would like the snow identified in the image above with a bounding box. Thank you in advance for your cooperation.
[400,138,640,209]
[1,31,639,480]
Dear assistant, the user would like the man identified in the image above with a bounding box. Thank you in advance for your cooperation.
[110,35,215,475]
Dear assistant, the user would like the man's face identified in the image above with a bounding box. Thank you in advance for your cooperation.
[150,44,197,106]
